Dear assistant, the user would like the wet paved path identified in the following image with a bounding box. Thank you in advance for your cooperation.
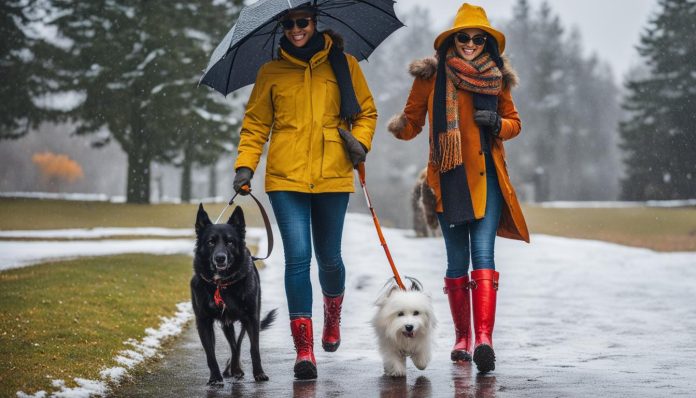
[114,216,696,397]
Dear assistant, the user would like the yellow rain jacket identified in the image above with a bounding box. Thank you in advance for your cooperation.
[234,33,378,193]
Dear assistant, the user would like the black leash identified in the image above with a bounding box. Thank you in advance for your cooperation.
[215,188,274,262]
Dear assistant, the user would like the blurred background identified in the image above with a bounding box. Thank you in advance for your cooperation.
[1,0,694,227]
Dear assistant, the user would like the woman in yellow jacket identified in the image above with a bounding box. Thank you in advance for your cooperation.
[388,3,529,373]
[232,5,377,380]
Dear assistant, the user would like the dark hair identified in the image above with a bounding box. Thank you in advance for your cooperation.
[440,32,505,69]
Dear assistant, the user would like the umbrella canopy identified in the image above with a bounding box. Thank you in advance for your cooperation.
[199,0,404,96]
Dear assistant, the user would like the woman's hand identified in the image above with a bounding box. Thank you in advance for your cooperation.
[473,110,502,136]
[233,167,253,195]
[338,128,367,168]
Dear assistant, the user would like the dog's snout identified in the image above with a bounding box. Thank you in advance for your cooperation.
[214,253,227,265]
[405,324,414,332]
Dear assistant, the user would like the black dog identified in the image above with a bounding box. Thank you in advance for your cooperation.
[191,204,276,384]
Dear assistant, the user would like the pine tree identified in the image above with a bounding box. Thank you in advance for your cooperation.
[620,0,696,199]
[0,1,60,139]
[41,0,243,203]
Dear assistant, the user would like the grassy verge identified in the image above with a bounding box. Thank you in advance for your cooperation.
[523,205,696,251]
[0,198,261,230]
[0,254,192,397]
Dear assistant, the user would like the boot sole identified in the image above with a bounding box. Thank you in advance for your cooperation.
[294,360,317,380]
[322,340,340,352]
[451,350,472,362]
[473,345,495,373]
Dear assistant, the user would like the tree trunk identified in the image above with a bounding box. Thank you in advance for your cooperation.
[181,156,192,203]
[208,162,217,198]
[126,147,151,203]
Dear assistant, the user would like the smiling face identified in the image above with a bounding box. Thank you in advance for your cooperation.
[453,28,487,61]
[281,10,316,48]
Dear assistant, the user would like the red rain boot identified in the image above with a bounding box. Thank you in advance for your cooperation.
[322,294,343,352]
[290,317,317,379]
[470,269,499,373]
[443,276,473,362]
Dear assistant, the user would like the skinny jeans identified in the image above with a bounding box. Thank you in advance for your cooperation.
[437,153,503,277]
[268,191,348,319]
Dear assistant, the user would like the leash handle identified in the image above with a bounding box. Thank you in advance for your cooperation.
[357,162,406,290]
[221,186,274,262]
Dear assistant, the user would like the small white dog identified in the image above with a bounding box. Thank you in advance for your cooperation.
[372,277,436,377]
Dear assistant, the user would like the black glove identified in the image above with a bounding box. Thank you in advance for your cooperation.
[337,128,367,168]
[473,110,502,136]
[233,167,253,195]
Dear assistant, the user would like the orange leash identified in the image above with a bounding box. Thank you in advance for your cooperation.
[357,163,406,290]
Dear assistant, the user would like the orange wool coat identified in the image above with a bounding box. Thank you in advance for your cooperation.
[388,56,529,242]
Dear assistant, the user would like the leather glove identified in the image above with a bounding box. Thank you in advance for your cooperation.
[473,110,502,136]
[233,167,253,195]
[338,128,367,168]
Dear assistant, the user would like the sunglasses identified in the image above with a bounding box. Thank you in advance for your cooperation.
[455,33,487,46]
[280,17,313,30]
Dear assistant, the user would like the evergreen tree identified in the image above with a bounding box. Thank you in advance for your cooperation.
[619,0,696,199]
[0,1,61,139]
[42,0,243,203]
[503,0,622,201]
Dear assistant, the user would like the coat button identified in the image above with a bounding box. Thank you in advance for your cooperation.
[479,150,483,155]
[480,172,485,176]
[309,184,315,189]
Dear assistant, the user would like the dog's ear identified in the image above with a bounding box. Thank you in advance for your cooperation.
[228,206,246,238]
[375,284,400,306]
[195,203,212,234]
[405,276,423,292]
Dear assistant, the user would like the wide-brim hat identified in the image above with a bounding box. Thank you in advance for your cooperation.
[433,3,506,54]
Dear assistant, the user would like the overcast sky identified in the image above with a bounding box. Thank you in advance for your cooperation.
[395,0,660,83]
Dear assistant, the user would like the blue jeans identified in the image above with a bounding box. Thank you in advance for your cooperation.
[437,154,503,278]
[268,191,349,319]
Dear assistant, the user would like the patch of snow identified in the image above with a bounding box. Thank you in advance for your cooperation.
[0,229,265,271]
[16,303,193,397]
[539,199,696,208]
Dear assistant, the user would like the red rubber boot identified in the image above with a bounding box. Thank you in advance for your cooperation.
[290,317,317,379]
[444,276,473,361]
[470,269,499,373]
[322,294,343,352]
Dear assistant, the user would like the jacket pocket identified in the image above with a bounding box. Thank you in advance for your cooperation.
[273,84,302,130]
[321,128,352,178]
[267,131,303,180]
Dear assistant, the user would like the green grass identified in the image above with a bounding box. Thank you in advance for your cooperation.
[0,198,261,230]
[0,254,193,397]
[523,205,696,251]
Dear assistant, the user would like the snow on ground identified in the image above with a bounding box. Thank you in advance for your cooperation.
[16,303,193,398]
[539,199,696,208]
[0,227,193,239]
[3,191,695,208]
[7,213,696,396]
[0,228,266,270]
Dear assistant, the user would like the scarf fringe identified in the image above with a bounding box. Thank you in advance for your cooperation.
[438,130,463,173]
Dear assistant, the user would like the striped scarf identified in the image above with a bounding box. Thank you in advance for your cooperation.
[431,50,503,172]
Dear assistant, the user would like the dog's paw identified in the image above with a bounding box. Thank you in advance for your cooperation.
[224,367,244,379]
[206,374,224,386]
[384,364,407,378]
[254,372,269,382]
[385,369,407,378]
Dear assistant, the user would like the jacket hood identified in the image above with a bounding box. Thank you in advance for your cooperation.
[408,54,519,88]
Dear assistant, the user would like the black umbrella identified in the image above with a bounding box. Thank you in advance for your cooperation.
[199,0,404,96]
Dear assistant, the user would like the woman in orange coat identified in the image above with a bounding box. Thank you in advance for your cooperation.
[388,3,529,373]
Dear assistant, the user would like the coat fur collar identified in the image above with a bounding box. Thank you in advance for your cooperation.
[409,55,519,88]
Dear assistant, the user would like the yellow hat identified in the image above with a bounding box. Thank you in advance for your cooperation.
[433,3,506,54]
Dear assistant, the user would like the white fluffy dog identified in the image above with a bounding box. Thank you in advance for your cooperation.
[371,278,436,377]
